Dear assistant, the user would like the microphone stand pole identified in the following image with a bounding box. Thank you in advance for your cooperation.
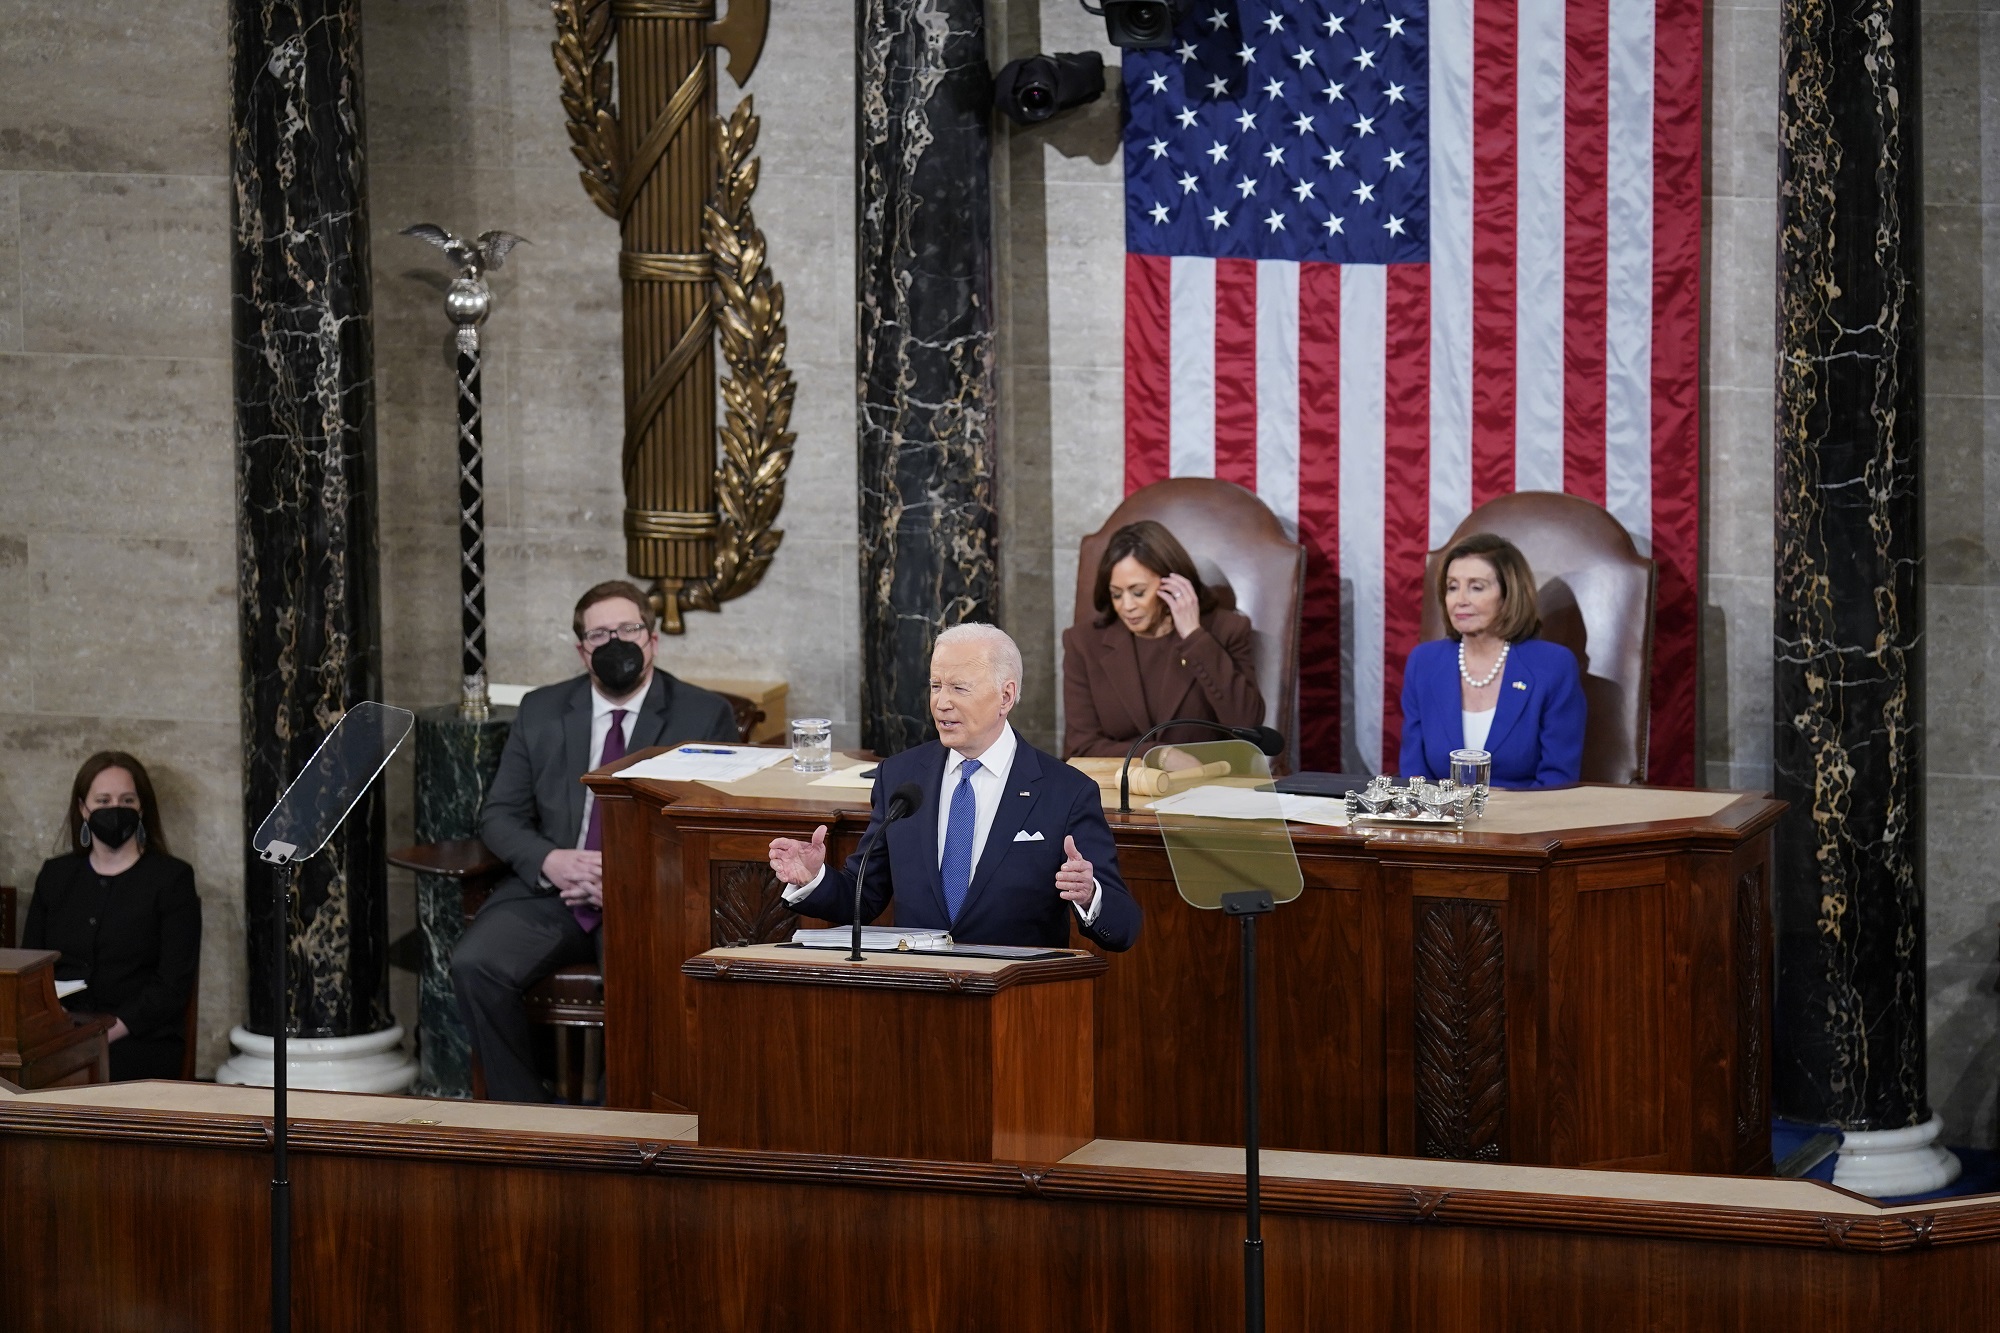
[848,831,882,963]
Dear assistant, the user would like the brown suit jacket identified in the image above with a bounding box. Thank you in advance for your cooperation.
[1061,608,1267,758]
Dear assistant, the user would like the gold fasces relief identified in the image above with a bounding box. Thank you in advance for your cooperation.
[550,0,788,633]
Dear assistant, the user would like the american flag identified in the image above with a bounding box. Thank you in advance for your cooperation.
[1122,0,1699,784]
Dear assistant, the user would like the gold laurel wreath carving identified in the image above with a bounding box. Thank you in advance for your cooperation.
[680,95,795,616]
[552,0,621,219]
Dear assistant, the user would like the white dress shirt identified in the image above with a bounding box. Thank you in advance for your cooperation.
[574,675,649,850]
[783,724,1101,924]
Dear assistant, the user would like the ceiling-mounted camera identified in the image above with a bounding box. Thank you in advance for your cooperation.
[993,51,1106,126]
[1080,0,1195,50]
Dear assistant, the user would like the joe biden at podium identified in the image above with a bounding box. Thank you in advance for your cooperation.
[769,624,1142,952]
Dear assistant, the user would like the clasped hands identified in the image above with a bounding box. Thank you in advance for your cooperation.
[768,825,1096,906]
[542,848,603,909]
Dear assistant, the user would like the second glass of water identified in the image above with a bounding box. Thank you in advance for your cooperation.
[789,717,833,772]
[1449,747,1493,797]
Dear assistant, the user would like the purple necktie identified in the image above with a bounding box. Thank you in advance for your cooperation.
[576,709,627,932]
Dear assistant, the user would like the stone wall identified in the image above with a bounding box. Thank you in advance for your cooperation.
[0,1,242,1074]
[1922,0,2000,1148]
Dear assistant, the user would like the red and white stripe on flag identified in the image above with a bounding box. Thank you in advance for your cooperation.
[1124,0,1700,783]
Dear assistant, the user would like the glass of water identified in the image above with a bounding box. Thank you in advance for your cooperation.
[789,717,833,773]
[1449,748,1492,799]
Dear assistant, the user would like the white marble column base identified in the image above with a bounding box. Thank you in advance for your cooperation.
[215,1024,417,1094]
[1830,1113,1961,1198]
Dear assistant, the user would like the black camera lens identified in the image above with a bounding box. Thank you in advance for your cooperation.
[993,52,1105,127]
[1120,3,1172,44]
[1098,0,1193,51]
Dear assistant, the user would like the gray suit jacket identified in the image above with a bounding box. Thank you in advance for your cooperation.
[478,671,738,902]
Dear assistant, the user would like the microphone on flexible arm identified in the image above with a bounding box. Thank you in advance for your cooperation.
[1118,721,1287,814]
[849,781,925,962]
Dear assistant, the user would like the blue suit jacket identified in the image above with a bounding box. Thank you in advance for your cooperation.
[1399,638,1585,789]
[790,734,1142,952]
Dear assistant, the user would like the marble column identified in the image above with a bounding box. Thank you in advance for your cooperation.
[411,707,512,1098]
[229,0,392,1045]
[855,0,1000,753]
[1772,0,1935,1162]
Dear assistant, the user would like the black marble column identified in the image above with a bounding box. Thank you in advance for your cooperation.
[1772,0,1925,1129]
[855,0,999,753]
[411,708,513,1097]
[231,0,390,1040]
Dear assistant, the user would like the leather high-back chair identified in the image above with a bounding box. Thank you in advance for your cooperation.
[1420,492,1656,783]
[1073,479,1305,772]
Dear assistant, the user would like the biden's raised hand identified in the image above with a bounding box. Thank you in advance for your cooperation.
[1056,835,1095,905]
[769,824,828,887]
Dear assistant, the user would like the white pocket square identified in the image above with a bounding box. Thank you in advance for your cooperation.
[1013,830,1045,842]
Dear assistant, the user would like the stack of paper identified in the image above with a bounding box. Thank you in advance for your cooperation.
[619,745,792,783]
[1148,785,1350,828]
[792,926,955,952]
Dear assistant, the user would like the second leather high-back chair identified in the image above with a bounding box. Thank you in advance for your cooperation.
[1420,491,1657,783]
[1073,479,1305,773]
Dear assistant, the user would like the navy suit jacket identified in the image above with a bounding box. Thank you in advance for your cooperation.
[1398,637,1585,789]
[790,733,1142,952]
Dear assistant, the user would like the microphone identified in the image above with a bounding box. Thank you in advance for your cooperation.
[850,782,924,961]
[1118,721,1287,814]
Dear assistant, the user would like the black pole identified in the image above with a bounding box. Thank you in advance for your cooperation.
[271,858,295,1333]
[1222,889,1273,1333]
[455,330,488,705]
[1242,910,1264,1331]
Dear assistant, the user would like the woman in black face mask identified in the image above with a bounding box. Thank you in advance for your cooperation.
[23,751,202,1081]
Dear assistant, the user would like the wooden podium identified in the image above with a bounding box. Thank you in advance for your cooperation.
[0,948,112,1090]
[684,943,1103,1164]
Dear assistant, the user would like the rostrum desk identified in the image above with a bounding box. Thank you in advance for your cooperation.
[587,752,1780,1174]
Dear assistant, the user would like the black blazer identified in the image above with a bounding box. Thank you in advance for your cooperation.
[23,851,201,1042]
[789,735,1143,952]
[478,670,739,901]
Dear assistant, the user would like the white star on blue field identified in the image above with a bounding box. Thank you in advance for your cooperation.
[1124,1,1430,265]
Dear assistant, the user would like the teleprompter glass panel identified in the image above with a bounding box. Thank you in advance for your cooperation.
[251,701,416,863]
[1147,740,1303,911]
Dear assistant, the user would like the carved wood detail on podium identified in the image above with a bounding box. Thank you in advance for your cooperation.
[710,859,793,947]
[1413,899,1509,1161]
[1736,865,1766,1140]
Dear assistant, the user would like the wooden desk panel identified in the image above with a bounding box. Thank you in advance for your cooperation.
[587,756,1781,1173]
[2,1087,1995,1332]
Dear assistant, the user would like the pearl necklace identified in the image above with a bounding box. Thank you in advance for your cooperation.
[1458,639,1508,689]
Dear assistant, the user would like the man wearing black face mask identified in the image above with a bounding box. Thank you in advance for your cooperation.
[451,580,738,1101]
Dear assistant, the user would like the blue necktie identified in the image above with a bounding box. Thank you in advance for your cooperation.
[940,759,982,922]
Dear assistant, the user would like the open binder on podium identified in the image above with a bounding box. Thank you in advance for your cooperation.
[1151,740,1303,1333]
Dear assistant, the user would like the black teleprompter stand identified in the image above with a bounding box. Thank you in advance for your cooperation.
[1222,888,1275,1333]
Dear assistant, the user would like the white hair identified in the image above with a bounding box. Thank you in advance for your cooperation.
[932,622,1023,697]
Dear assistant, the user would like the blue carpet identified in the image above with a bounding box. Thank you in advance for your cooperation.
[1770,1117,2000,1204]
